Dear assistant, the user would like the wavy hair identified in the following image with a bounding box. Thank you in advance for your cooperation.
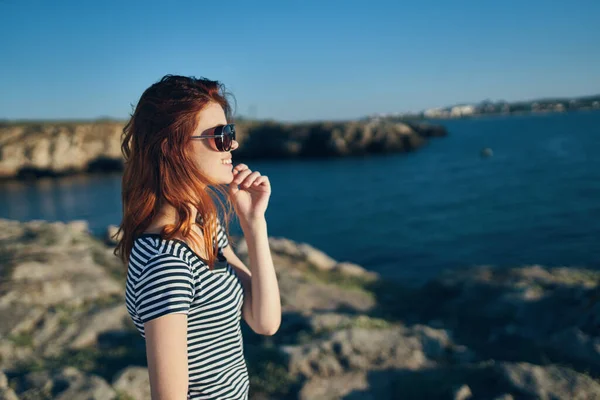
[114,74,234,269]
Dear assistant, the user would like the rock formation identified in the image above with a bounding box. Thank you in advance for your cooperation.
[0,218,598,399]
[0,122,124,179]
[0,120,447,179]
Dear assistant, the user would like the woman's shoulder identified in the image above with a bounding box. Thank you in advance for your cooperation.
[131,234,198,270]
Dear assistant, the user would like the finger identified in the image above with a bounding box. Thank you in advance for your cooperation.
[240,171,261,189]
[232,168,253,185]
[252,176,270,189]
[233,163,249,175]
[252,175,268,185]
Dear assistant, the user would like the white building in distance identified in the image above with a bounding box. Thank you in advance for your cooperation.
[450,105,476,117]
[423,108,450,118]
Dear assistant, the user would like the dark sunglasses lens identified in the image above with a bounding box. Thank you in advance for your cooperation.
[222,132,232,151]
[212,124,234,151]
[221,125,234,151]
[214,136,224,151]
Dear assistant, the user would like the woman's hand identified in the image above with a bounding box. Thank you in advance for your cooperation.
[229,164,271,227]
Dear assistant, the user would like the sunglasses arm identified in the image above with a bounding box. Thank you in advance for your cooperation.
[190,135,225,139]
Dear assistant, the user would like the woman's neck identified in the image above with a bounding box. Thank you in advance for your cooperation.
[145,203,199,234]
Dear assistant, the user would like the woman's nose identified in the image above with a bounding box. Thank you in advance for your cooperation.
[231,140,239,151]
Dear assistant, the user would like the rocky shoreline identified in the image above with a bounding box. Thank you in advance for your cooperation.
[0,120,447,180]
[0,219,599,399]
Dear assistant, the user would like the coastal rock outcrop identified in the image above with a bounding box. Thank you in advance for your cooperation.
[0,122,123,179]
[232,120,443,159]
[0,218,598,399]
[0,120,447,179]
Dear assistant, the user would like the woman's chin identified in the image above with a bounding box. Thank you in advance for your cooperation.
[202,166,234,186]
[220,170,235,186]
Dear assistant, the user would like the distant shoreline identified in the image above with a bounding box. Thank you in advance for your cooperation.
[2,99,600,126]
[423,107,600,122]
[368,93,600,121]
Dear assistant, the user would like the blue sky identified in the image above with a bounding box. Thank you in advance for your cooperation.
[1,0,599,121]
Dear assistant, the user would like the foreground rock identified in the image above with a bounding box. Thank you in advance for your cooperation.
[0,218,598,400]
[0,371,18,400]
[0,120,447,179]
[112,367,150,400]
[12,367,116,400]
[413,265,600,375]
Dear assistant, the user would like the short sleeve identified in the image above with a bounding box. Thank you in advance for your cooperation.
[216,218,229,249]
[135,254,195,324]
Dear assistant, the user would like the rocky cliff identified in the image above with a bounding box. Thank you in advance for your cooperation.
[1,219,598,399]
[0,120,447,180]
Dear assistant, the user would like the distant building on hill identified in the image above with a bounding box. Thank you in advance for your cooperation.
[423,108,450,118]
[370,93,600,122]
[450,105,476,117]
[423,105,476,118]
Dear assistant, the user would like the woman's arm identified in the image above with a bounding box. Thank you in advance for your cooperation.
[144,314,189,400]
[222,217,281,335]
[136,255,195,399]
[227,163,281,336]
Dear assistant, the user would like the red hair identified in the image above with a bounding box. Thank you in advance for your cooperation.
[114,75,234,269]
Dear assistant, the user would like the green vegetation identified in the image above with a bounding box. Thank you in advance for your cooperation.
[89,240,127,281]
[245,344,298,399]
[81,293,123,311]
[299,260,419,323]
[310,315,395,338]
[303,263,377,296]
[344,315,393,330]
[114,391,137,400]
[7,332,34,347]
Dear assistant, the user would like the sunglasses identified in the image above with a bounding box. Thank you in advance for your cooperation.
[191,123,236,152]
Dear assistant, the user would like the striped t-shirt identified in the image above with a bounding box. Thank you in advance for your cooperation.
[125,221,249,399]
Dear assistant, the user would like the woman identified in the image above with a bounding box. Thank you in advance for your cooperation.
[114,75,281,400]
